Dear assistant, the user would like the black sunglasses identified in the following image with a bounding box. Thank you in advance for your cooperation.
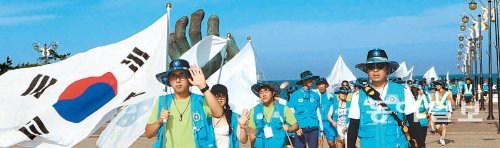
[366,63,387,70]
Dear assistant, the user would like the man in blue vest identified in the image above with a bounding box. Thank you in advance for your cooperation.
[247,81,299,148]
[145,59,224,148]
[288,71,321,148]
[347,48,418,148]
[315,78,338,147]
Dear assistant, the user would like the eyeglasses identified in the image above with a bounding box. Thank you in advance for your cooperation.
[366,63,387,70]
[168,71,190,81]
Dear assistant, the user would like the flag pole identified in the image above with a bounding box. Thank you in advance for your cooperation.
[163,2,172,123]
[216,33,230,84]
[163,4,171,144]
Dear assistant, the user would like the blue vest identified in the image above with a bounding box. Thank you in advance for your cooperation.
[451,84,459,94]
[154,94,216,148]
[229,113,241,148]
[358,82,408,148]
[422,84,430,94]
[463,84,473,97]
[290,88,320,128]
[319,91,336,122]
[416,94,429,127]
[431,92,450,113]
[484,83,489,91]
[253,103,287,148]
[332,101,351,124]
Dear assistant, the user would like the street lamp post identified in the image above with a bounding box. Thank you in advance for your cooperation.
[33,42,58,65]
[478,14,487,111]
[487,0,496,120]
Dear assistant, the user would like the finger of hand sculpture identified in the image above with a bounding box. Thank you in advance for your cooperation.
[167,10,241,79]
[189,9,204,45]
[207,15,220,36]
[174,16,190,54]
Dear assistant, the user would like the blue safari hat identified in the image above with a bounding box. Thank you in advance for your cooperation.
[432,79,448,89]
[350,78,369,86]
[429,84,437,89]
[316,77,329,86]
[355,48,399,74]
[296,71,320,85]
[251,81,281,97]
[286,86,299,95]
[334,86,352,94]
[155,59,191,86]
[392,78,405,84]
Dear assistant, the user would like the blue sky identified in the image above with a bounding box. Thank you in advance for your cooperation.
[0,0,489,80]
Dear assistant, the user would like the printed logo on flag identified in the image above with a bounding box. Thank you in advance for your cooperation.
[53,72,118,123]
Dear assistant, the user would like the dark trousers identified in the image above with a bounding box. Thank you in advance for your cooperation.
[414,126,428,148]
[294,128,318,148]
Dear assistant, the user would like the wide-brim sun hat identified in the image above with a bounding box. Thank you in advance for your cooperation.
[155,59,191,86]
[316,77,329,86]
[251,81,281,97]
[334,86,352,94]
[355,48,399,74]
[296,70,319,85]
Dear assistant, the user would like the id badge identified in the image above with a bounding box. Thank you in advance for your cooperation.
[264,125,274,138]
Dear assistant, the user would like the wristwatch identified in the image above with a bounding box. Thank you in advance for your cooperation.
[200,84,210,93]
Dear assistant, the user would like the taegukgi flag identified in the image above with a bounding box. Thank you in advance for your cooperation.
[0,12,169,147]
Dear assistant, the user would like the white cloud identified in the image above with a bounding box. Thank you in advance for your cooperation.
[0,15,57,25]
[0,1,71,26]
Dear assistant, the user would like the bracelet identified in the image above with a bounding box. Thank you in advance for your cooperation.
[200,84,210,93]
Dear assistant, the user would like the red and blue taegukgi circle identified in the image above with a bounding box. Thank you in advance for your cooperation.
[53,72,118,123]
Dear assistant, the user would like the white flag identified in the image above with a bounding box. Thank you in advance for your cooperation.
[402,66,414,81]
[423,66,438,83]
[204,42,260,114]
[0,13,169,147]
[393,61,408,78]
[96,35,229,148]
[179,35,227,67]
[96,97,156,148]
[326,54,357,92]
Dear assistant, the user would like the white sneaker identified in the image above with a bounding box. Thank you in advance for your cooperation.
[440,139,446,146]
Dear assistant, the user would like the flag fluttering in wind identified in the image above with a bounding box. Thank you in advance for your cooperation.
[423,66,438,83]
[97,40,259,147]
[446,72,450,84]
[393,61,408,78]
[402,66,414,81]
[0,13,169,147]
[97,34,228,148]
[204,41,260,114]
[326,54,357,92]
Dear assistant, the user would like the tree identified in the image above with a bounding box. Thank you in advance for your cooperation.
[0,56,13,75]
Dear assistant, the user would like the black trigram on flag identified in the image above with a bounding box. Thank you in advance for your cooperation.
[121,47,150,72]
[18,116,49,140]
[21,74,57,99]
[123,91,146,102]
